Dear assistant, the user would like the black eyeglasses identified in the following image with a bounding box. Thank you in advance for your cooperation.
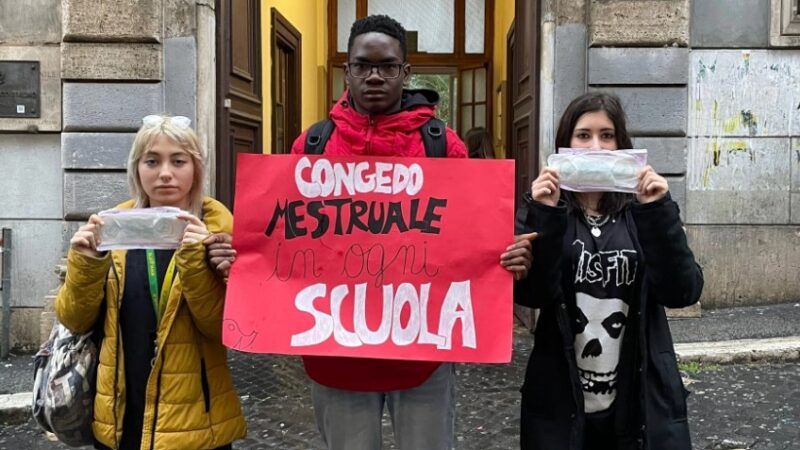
[346,62,405,79]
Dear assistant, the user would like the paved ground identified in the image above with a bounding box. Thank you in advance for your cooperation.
[1,325,798,450]
[669,302,800,343]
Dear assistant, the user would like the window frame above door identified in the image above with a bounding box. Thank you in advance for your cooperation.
[327,0,495,138]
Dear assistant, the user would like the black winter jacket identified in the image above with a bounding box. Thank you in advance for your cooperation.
[514,193,704,450]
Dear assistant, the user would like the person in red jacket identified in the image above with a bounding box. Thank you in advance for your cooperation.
[207,14,533,450]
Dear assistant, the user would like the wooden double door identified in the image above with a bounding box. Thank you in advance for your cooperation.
[216,0,263,209]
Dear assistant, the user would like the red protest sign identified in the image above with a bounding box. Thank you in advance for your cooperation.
[222,154,515,363]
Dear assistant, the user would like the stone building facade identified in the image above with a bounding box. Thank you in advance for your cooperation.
[541,0,800,309]
[0,0,212,350]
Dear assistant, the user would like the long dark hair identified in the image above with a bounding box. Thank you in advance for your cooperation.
[555,92,634,216]
[465,127,494,159]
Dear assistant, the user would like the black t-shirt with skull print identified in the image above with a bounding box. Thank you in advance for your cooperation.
[569,214,639,415]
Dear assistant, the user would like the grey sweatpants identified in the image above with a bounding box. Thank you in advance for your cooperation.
[311,363,456,450]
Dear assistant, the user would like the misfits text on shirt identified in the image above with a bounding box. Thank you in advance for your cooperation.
[572,235,638,413]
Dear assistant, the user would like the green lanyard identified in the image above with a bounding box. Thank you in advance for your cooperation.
[145,249,177,326]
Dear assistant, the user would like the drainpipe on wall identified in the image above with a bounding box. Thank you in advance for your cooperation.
[528,0,557,333]
[196,0,217,196]
[539,0,557,170]
[1,228,11,358]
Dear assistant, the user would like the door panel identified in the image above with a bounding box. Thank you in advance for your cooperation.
[508,0,539,204]
[216,0,263,209]
[271,9,301,155]
[507,1,540,330]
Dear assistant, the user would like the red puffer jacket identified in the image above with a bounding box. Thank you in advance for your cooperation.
[290,89,467,391]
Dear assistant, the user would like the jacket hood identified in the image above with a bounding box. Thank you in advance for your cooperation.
[399,88,440,111]
[330,88,440,136]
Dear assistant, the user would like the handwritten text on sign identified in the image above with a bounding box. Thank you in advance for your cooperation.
[223,154,515,363]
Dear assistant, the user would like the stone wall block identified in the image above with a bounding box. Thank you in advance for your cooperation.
[0,221,63,308]
[0,135,62,219]
[63,172,129,220]
[689,51,800,138]
[61,43,162,80]
[687,226,800,308]
[589,0,689,46]
[0,46,61,132]
[164,37,196,121]
[62,0,162,43]
[63,82,163,131]
[633,137,687,175]
[557,0,587,25]
[588,48,688,85]
[61,133,136,169]
[0,0,61,44]
[666,176,687,216]
[688,191,789,224]
[590,87,687,136]
[11,308,44,350]
[554,24,587,124]
[791,194,800,224]
[792,139,800,192]
[687,137,790,224]
[691,0,769,48]
[164,0,196,38]
[0,308,46,350]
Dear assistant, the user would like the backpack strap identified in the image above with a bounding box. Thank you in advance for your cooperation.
[420,117,447,158]
[304,119,336,155]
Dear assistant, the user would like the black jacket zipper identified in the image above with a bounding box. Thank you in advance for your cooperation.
[200,358,211,412]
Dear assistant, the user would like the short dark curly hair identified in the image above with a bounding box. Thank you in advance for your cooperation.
[347,15,407,60]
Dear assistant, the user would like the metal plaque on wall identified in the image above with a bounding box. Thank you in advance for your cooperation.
[0,61,40,118]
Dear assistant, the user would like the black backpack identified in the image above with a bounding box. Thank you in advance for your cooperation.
[303,117,448,157]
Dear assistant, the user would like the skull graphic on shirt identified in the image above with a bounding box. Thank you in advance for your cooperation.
[574,292,629,413]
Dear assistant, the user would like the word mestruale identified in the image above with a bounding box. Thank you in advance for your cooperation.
[265,157,448,238]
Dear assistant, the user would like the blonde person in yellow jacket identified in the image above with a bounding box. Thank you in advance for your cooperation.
[55,115,246,450]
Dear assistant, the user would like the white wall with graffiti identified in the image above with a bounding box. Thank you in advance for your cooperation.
[688,50,800,225]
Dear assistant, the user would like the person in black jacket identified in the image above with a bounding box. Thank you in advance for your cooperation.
[514,92,704,450]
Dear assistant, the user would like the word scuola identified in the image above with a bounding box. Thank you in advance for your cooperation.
[290,281,476,350]
[264,197,448,239]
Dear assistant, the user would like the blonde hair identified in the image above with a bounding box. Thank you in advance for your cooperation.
[126,115,206,216]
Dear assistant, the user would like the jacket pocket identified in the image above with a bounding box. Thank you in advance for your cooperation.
[200,358,210,413]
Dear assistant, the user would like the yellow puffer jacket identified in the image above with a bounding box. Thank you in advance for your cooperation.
[55,197,247,450]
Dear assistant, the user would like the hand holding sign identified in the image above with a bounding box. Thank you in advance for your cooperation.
[204,232,236,278]
[501,232,538,281]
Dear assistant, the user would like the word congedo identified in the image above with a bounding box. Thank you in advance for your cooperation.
[295,156,424,198]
